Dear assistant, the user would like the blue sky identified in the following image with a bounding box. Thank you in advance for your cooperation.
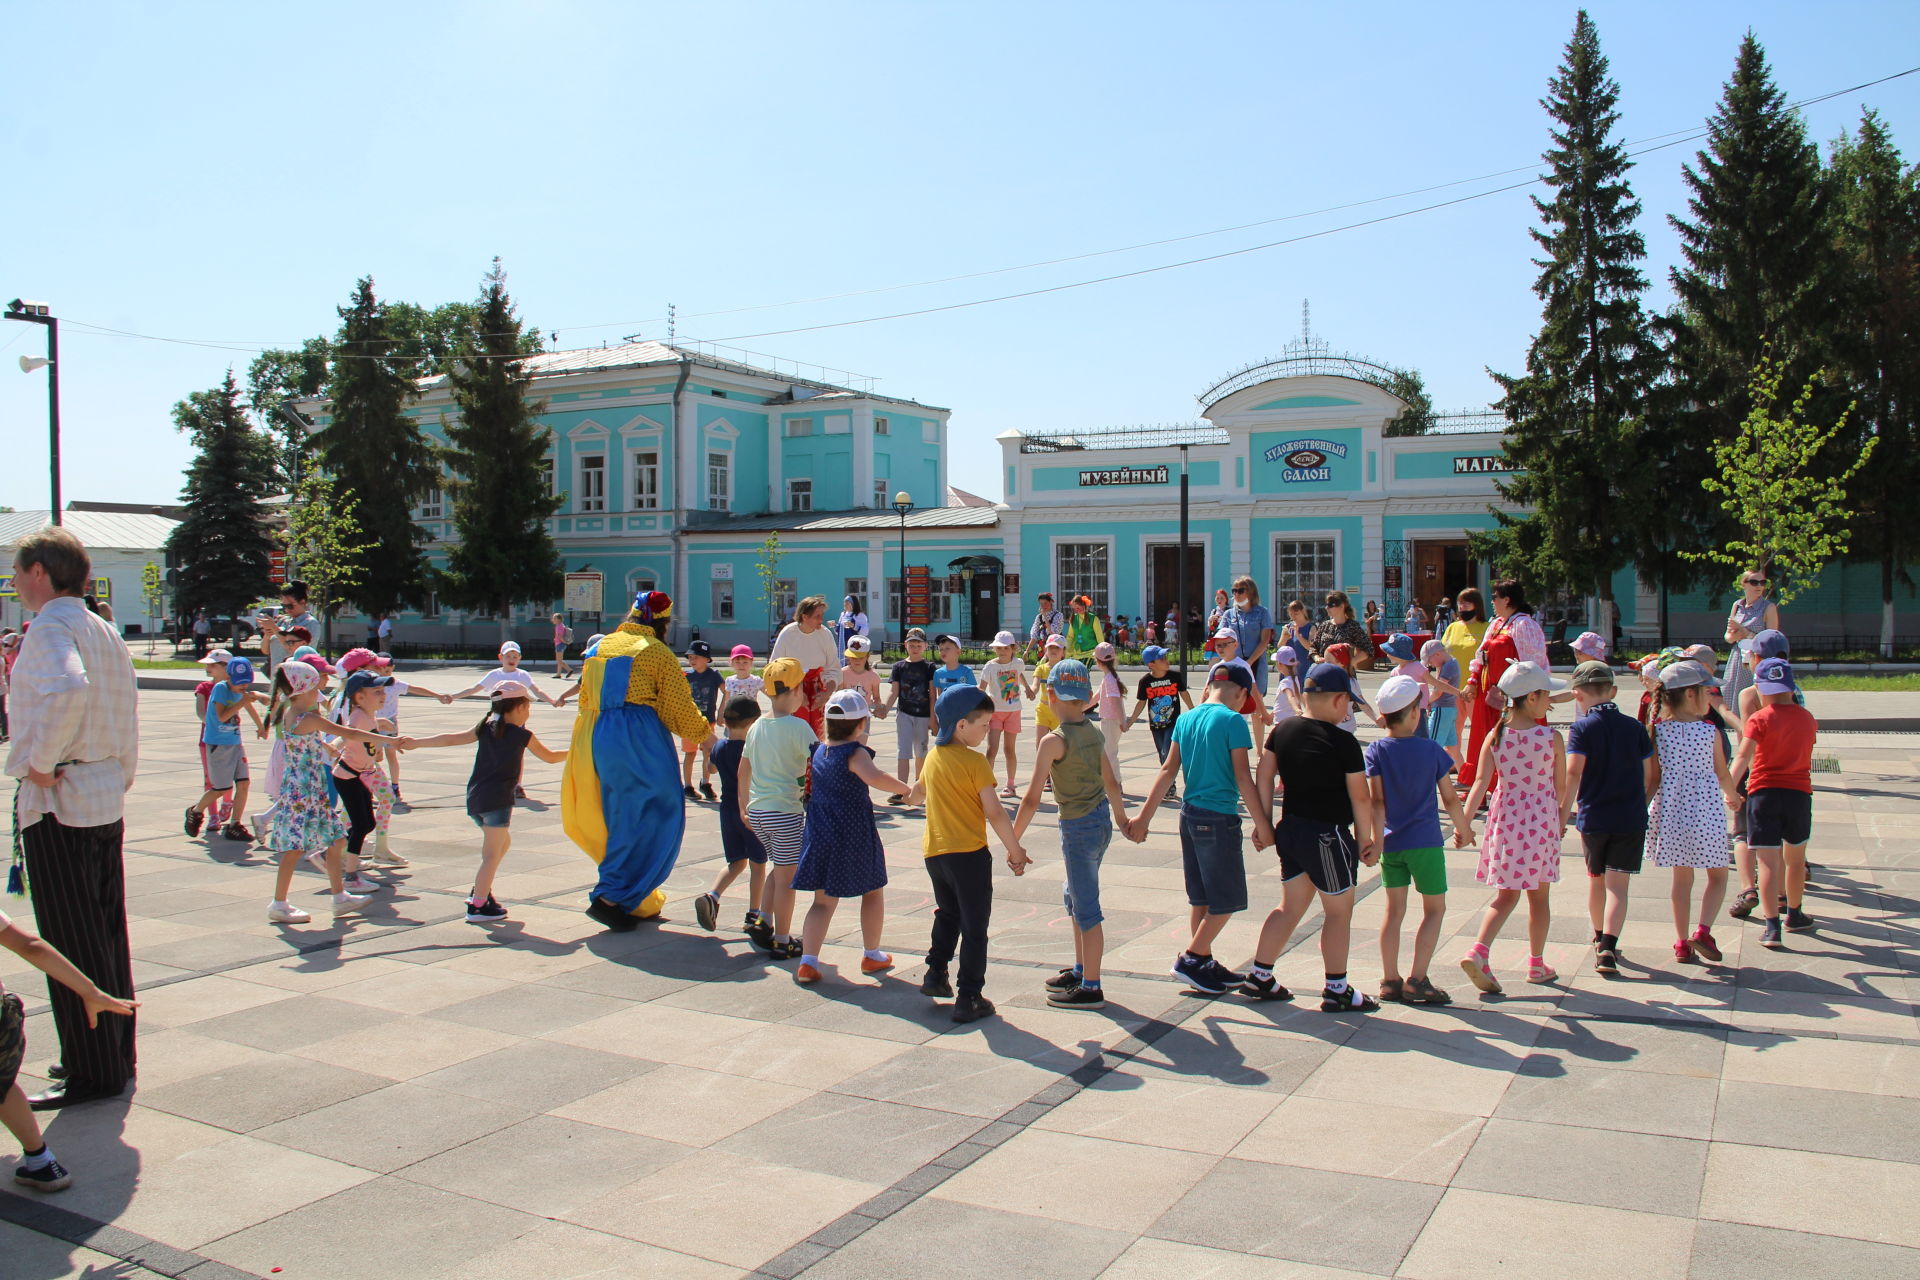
[3,1,1917,511]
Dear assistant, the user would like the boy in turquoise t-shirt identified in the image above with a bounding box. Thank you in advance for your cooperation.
[1129,665,1274,994]
[931,634,975,701]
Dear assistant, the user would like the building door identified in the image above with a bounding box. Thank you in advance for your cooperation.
[1148,544,1207,642]
[969,571,1000,642]
[1412,541,1472,612]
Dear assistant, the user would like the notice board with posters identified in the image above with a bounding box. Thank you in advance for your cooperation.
[904,565,931,627]
[564,572,604,613]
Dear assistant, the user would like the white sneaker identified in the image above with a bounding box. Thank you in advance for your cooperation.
[268,903,312,924]
[332,893,370,918]
[342,874,381,894]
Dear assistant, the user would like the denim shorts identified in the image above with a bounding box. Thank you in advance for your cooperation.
[470,807,513,829]
[1179,804,1248,915]
[1059,799,1113,930]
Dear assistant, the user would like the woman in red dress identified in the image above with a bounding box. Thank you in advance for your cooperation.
[1457,580,1548,790]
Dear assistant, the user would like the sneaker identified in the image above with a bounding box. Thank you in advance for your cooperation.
[1594,946,1620,975]
[1048,984,1106,1010]
[951,994,996,1024]
[220,822,254,843]
[694,892,719,932]
[1320,984,1381,1013]
[369,847,409,867]
[920,969,954,999]
[1690,928,1723,963]
[1759,917,1785,949]
[699,782,717,803]
[1173,952,1230,995]
[331,893,371,919]
[341,874,381,894]
[1202,958,1247,989]
[1043,967,1081,993]
[1164,785,1179,802]
[886,794,906,806]
[683,784,699,800]
[183,806,204,837]
[1728,887,1760,920]
[1459,951,1502,994]
[1237,972,1293,1002]
[860,953,894,975]
[465,896,508,924]
[514,785,528,800]
[1784,906,1815,932]
[12,1158,71,1192]
[1673,939,1697,965]
[267,903,312,924]
[795,962,823,984]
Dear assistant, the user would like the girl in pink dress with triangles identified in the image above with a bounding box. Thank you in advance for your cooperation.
[1456,661,1569,993]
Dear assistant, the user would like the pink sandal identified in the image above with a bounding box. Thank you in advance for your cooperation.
[1459,947,1502,994]
[1527,957,1558,984]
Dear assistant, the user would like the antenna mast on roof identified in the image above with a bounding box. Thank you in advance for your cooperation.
[1284,299,1328,360]
[667,303,676,341]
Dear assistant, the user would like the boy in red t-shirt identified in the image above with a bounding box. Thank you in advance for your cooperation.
[1730,658,1817,950]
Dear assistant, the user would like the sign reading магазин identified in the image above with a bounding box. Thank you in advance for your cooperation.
[1261,437,1350,483]
[1453,455,1519,474]
[1077,466,1169,486]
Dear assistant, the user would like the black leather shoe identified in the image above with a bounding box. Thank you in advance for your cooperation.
[28,1081,123,1111]
[584,897,639,932]
[46,1063,67,1081]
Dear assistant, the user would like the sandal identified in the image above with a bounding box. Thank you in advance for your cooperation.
[1527,960,1558,984]
[1377,978,1406,1003]
[1405,976,1452,1005]
[1459,950,1502,994]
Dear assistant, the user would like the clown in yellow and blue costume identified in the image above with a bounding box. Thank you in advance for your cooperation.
[561,590,713,930]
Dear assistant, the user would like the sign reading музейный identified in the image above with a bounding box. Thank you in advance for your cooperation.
[1077,465,1169,486]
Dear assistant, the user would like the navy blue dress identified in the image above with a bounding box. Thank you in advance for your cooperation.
[793,741,888,899]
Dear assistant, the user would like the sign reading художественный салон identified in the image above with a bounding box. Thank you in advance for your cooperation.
[1261,437,1349,483]
[1077,466,1169,486]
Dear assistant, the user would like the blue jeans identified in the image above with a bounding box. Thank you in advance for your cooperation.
[1179,804,1248,915]
[1059,799,1112,929]
[1151,724,1175,762]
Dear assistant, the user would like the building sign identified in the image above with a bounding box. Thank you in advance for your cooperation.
[1261,437,1349,483]
[1453,455,1519,474]
[269,552,286,585]
[710,562,732,580]
[563,571,603,613]
[1077,466,1168,487]
[904,565,931,627]
[1384,566,1402,590]
[1004,573,1020,594]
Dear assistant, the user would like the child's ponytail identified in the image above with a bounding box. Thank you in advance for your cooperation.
[265,668,294,730]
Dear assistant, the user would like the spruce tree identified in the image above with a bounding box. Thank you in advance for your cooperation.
[309,277,441,616]
[437,260,564,639]
[165,371,280,626]
[1828,110,1920,654]
[1480,11,1658,614]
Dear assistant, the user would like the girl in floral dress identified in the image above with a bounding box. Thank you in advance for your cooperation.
[1457,661,1568,993]
[263,661,402,926]
[1648,661,1741,966]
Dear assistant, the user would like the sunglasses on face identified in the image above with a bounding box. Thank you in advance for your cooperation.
[1744,579,1765,586]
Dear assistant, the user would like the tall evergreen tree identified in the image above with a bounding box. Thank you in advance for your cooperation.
[309,277,441,616]
[1478,11,1658,613]
[165,371,280,624]
[1827,110,1920,654]
[437,260,564,638]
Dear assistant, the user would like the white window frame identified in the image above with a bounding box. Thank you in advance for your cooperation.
[577,453,607,513]
[922,419,939,444]
[538,456,555,494]
[1270,532,1343,613]
[873,415,891,436]
[1050,536,1114,616]
[785,417,815,438]
[711,579,734,622]
[417,488,443,520]
[631,449,660,511]
[787,478,813,512]
[873,477,889,509]
[707,451,731,512]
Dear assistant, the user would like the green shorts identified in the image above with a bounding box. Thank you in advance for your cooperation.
[1380,846,1448,896]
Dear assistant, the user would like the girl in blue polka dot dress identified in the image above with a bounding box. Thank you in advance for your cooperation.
[793,688,921,984]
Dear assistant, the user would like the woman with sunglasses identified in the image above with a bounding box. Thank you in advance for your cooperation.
[1721,570,1781,710]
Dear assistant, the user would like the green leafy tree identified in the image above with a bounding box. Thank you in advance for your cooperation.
[140,561,164,655]
[307,277,441,617]
[1480,11,1659,617]
[164,372,279,628]
[1827,110,1920,654]
[437,260,564,641]
[1379,367,1436,437]
[754,532,786,641]
[1684,354,1872,605]
[280,472,379,652]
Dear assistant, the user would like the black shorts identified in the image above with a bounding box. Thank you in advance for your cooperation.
[1748,788,1812,848]
[0,992,23,1100]
[1581,830,1645,876]
[1276,817,1359,895]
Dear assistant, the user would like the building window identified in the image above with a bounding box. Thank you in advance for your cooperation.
[417,489,443,520]
[1273,539,1337,608]
[1055,542,1110,614]
[538,457,554,493]
[845,578,867,613]
[874,477,889,509]
[577,454,606,512]
[874,416,890,436]
[774,578,797,626]
[711,580,734,622]
[787,479,812,512]
[707,452,730,511]
[422,592,439,620]
[922,420,939,444]
[785,417,814,438]
[632,451,659,510]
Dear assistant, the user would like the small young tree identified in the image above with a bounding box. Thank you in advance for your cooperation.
[281,472,379,652]
[140,561,164,655]
[754,532,786,642]
[1684,354,1873,605]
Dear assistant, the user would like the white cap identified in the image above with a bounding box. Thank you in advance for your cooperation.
[992,630,1017,648]
[499,641,521,655]
[198,648,235,665]
[825,688,871,720]
[1496,660,1568,698]
[844,634,872,654]
[1375,674,1424,715]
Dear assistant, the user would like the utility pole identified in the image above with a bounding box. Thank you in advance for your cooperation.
[1178,443,1190,682]
[5,299,60,522]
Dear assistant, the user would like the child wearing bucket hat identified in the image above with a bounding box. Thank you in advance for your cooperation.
[977,630,1035,797]
[1647,661,1742,967]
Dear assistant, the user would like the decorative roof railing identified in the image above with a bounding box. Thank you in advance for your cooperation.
[1018,423,1231,453]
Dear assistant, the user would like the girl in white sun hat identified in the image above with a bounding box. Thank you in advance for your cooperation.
[978,629,1035,796]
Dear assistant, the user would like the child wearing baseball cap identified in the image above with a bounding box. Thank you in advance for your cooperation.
[881,629,936,801]
[1648,661,1742,966]
[1458,661,1570,991]
[694,697,772,942]
[186,654,262,843]
[725,644,764,709]
[918,685,1029,1023]
[1013,660,1139,1010]
[681,640,723,802]
[791,688,918,984]
[1563,659,1652,975]
[451,640,560,708]
[1031,634,1067,758]
[1730,658,1817,949]
[739,657,817,959]
[1366,673,1472,1005]
[1125,645,1193,786]
[978,630,1035,797]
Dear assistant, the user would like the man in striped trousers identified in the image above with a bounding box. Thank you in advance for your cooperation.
[6,527,140,1109]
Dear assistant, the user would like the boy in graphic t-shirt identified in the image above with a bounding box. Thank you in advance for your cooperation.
[1126,646,1193,801]
[881,628,936,799]
[1731,658,1818,951]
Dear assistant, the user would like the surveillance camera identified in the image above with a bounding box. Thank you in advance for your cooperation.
[7,299,51,317]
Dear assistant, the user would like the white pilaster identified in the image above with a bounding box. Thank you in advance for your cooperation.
[1360,505,1384,603]
[852,404,875,510]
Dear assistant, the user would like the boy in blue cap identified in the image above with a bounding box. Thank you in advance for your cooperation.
[1731,658,1818,949]
[185,654,262,842]
[1125,645,1194,776]
[919,685,1028,1022]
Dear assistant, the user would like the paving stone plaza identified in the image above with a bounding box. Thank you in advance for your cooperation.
[3,670,1918,1279]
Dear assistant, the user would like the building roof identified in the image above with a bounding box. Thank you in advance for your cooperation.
[67,500,189,521]
[0,509,179,551]
[682,505,1001,536]
[946,485,995,508]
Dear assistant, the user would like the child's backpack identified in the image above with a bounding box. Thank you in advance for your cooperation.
[562,625,575,644]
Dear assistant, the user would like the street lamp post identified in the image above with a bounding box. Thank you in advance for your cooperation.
[5,299,60,523]
[892,491,914,653]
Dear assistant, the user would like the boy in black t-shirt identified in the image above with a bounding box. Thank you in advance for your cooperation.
[682,641,725,801]
[880,628,936,801]
[1125,645,1195,763]
[695,697,772,939]
[1245,662,1381,1011]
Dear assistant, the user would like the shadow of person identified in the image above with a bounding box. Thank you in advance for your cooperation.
[1,1085,140,1280]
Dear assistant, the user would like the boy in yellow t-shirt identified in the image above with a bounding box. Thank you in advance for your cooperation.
[919,686,1028,1023]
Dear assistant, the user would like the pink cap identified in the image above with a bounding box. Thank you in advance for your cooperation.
[337,647,380,673]
[730,644,754,659]
[1045,634,1065,649]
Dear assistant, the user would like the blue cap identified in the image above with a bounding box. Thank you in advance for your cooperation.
[1140,645,1169,664]
[1380,632,1417,662]
[1047,659,1093,701]
[1754,658,1798,695]
[1302,662,1354,697]
[225,656,255,685]
[933,685,992,746]
[1209,661,1253,691]
[342,670,394,700]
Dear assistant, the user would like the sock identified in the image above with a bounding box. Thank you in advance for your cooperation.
[1467,942,1490,959]
[1072,963,1084,977]
[1528,955,1546,967]
[19,1144,54,1170]
[271,899,291,910]
[801,954,820,967]
[1325,973,1349,994]
[864,949,888,961]
[1600,933,1618,950]
[1185,950,1212,962]
[1591,929,1601,944]
[1251,961,1274,976]
[1080,978,1101,990]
